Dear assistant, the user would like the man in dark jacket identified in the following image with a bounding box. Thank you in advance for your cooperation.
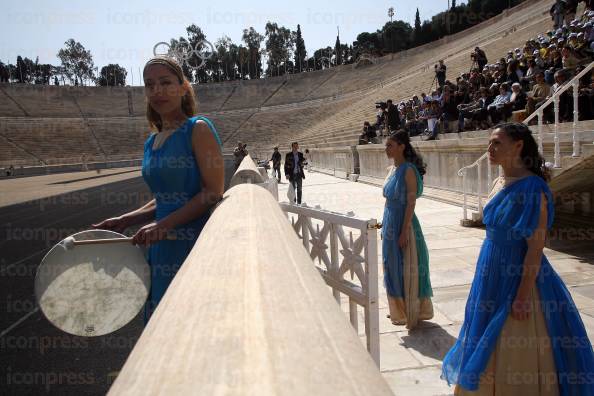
[284,142,306,204]
[271,147,282,182]
[385,99,401,133]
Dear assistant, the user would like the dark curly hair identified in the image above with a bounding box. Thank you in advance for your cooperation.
[494,122,550,182]
[388,130,427,177]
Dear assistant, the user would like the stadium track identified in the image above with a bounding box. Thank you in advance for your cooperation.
[1,176,151,395]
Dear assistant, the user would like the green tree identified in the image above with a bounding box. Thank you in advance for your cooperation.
[242,27,264,79]
[353,32,381,54]
[186,24,211,83]
[0,61,8,82]
[16,56,30,83]
[294,24,306,72]
[413,8,422,46]
[57,39,95,85]
[335,34,342,66]
[381,21,413,53]
[312,46,333,69]
[264,22,294,77]
[97,64,127,86]
[214,36,234,82]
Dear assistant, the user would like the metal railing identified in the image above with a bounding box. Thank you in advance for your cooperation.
[458,61,594,224]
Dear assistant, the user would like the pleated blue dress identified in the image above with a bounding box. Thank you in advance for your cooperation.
[382,162,433,300]
[141,116,221,320]
[441,175,594,395]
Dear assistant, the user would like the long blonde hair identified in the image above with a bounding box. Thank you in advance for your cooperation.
[143,57,197,131]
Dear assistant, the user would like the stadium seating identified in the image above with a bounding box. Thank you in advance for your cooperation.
[0,0,561,165]
[0,117,103,162]
[74,87,131,117]
[87,117,149,157]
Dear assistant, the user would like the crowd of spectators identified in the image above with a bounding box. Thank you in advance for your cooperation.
[361,3,594,144]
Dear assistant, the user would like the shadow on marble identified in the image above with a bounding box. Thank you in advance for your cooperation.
[399,325,458,364]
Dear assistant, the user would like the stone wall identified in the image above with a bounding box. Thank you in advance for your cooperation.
[308,146,358,179]
[308,127,594,198]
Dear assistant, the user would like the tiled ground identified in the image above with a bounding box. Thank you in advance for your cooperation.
[277,171,594,396]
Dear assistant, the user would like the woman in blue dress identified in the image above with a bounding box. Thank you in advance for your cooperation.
[93,56,224,321]
[441,123,594,395]
[383,131,433,330]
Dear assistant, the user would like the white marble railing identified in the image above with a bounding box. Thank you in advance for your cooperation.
[109,155,393,395]
[525,61,594,164]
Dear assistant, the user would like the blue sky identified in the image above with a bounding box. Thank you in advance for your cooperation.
[1,0,460,85]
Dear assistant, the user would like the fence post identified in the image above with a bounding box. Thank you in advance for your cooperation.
[365,220,380,367]
[554,96,561,168]
[572,80,580,157]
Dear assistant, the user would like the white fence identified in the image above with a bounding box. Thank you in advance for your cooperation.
[458,61,594,224]
[280,202,380,366]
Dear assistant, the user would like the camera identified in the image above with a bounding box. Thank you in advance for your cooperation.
[375,101,387,109]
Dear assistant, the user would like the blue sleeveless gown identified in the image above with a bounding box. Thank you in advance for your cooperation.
[141,116,222,319]
[382,162,432,299]
[441,175,594,395]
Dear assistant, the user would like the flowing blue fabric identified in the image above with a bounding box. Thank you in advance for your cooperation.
[441,175,594,395]
[141,116,222,319]
[382,162,433,299]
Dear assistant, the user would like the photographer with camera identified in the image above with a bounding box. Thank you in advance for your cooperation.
[435,60,447,88]
[471,47,488,72]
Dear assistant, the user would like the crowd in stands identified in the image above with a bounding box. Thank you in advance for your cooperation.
[361,3,594,144]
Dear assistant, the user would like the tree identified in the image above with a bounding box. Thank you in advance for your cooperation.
[186,24,211,83]
[380,21,413,53]
[213,36,234,82]
[353,32,381,54]
[335,34,342,66]
[311,46,333,70]
[97,64,127,86]
[413,8,422,46]
[294,24,306,72]
[264,22,294,77]
[16,56,30,83]
[242,27,264,79]
[57,39,95,85]
[0,62,8,82]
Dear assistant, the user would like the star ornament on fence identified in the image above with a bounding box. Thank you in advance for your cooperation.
[152,40,215,71]
[308,222,330,268]
[336,227,366,285]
